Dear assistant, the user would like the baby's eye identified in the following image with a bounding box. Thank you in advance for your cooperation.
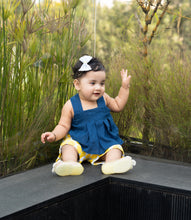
[90,82,95,85]
[101,82,105,86]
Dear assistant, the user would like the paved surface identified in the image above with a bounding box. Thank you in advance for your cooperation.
[0,154,191,218]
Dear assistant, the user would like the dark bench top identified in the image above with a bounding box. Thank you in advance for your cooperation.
[0,154,191,218]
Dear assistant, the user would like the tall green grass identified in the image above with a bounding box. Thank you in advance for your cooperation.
[107,47,191,162]
[0,0,88,176]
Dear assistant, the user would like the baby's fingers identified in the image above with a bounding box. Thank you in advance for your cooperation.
[127,75,132,83]
[41,132,50,143]
[120,69,128,78]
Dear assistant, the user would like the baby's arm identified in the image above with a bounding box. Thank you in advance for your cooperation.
[41,100,73,143]
[104,69,131,112]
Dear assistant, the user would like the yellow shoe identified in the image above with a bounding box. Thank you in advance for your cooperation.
[101,156,136,175]
[52,160,84,176]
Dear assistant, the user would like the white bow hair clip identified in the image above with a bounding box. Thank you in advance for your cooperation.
[79,55,92,71]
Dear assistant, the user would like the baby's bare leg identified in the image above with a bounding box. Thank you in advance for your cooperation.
[105,148,122,162]
[102,148,136,175]
[52,144,83,176]
[61,144,78,162]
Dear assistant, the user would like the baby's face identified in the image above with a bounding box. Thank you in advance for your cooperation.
[75,70,106,102]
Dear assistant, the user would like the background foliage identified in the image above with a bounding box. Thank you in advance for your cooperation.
[0,0,191,177]
[0,0,88,176]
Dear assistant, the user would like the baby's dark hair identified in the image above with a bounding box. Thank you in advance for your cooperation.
[72,55,105,79]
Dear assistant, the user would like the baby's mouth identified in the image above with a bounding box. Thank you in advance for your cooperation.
[93,92,100,96]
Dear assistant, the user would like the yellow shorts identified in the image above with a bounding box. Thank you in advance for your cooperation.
[56,135,124,165]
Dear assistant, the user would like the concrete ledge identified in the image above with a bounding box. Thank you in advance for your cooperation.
[0,155,191,219]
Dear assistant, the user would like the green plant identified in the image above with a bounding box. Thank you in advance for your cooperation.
[108,47,191,162]
[0,0,88,176]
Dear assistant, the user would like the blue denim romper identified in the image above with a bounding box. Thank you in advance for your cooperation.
[69,94,123,155]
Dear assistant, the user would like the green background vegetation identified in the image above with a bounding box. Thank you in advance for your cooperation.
[0,0,191,177]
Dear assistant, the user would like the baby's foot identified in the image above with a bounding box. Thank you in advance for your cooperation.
[101,156,136,175]
[52,160,84,176]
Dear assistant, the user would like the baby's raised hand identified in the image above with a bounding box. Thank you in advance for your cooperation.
[120,69,131,89]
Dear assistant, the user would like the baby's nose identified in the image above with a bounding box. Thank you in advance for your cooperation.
[95,84,101,90]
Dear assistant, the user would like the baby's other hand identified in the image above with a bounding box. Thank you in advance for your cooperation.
[120,69,131,89]
[41,132,55,143]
